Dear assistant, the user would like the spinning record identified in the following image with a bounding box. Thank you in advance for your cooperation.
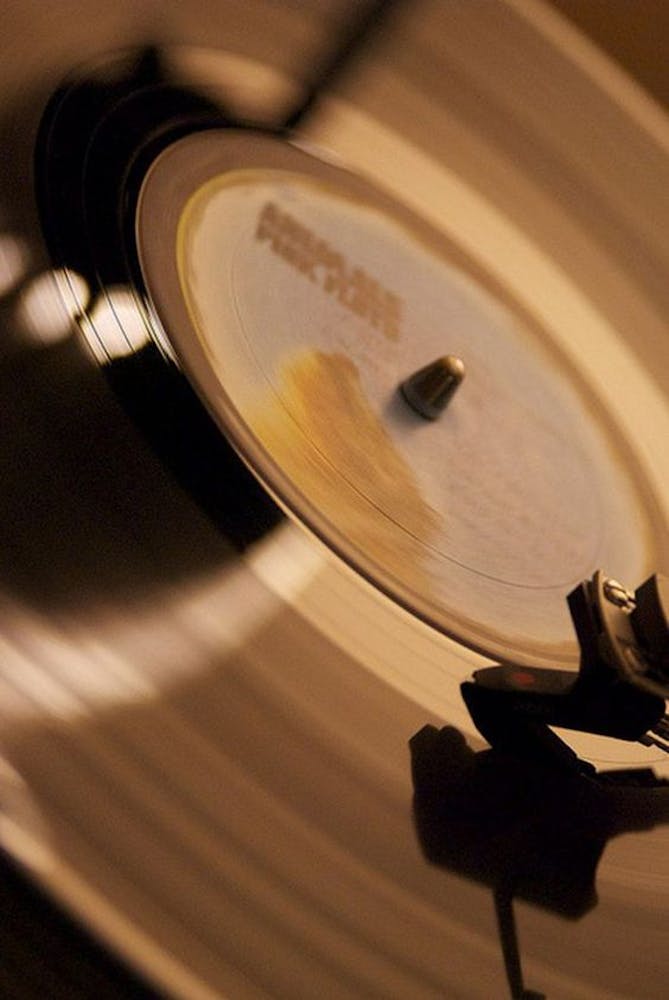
[1,2,669,999]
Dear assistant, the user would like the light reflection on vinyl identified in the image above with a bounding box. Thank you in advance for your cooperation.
[0,2,669,999]
[0,233,29,297]
[18,268,90,345]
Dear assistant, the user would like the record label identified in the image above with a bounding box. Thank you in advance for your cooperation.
[137,130,658,668]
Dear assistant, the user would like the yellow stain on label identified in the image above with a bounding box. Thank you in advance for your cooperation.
[253,350,441,600]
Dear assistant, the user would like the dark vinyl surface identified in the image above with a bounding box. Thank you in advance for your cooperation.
[0,849,161,999]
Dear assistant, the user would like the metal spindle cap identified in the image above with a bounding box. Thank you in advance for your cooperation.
[400,355,465,420]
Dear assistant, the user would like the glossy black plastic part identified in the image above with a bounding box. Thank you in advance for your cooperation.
[462,571,669,759]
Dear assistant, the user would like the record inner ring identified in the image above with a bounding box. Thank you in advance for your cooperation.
[136,130,656,667]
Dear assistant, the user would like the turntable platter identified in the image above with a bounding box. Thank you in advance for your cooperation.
[1,2,669,999]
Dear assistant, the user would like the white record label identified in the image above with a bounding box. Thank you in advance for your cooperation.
[137,130,659,667]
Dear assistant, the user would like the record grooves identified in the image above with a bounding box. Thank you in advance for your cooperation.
[1,3,669,999]
[35,49,282,549]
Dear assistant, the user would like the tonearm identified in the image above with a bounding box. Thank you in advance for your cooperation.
[462,571,669,764]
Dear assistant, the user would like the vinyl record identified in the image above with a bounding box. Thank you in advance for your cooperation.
[1,2,669,998]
